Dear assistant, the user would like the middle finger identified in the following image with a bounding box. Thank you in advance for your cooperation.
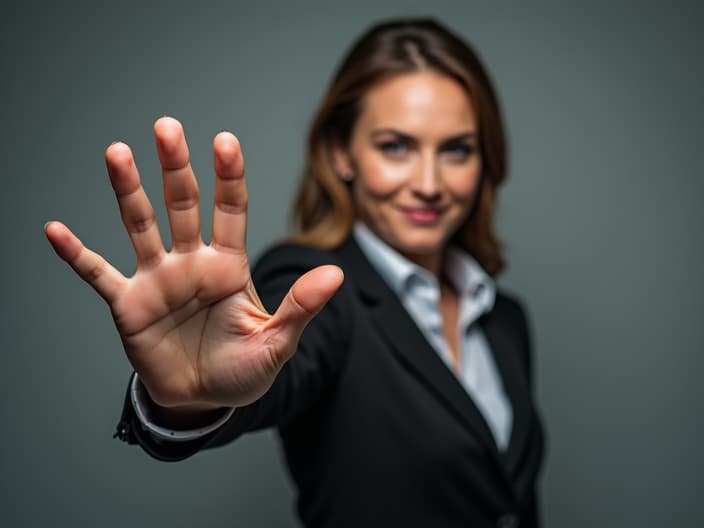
[154,117,202,252]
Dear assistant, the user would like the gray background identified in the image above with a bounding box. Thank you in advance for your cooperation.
[2,1,702,526]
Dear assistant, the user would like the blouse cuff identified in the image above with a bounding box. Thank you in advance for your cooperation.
[130,373,235,442]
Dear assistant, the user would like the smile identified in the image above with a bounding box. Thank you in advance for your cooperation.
[398,206,446,224]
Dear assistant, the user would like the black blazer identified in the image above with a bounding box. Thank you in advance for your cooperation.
[116,237,545,528]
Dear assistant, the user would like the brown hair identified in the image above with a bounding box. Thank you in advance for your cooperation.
[291,18,508,276]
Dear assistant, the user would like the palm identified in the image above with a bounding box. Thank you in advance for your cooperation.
[46,117,342,411]
[112,248,261,407]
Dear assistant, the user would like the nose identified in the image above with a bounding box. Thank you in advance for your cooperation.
[410,151,442,201]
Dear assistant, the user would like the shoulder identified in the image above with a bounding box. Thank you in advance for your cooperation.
[490,288,533,348]
[492,289,531,329]
[253,241,345,280]
[491,289,535,380]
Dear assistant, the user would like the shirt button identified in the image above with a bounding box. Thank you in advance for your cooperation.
[496,513,519,528]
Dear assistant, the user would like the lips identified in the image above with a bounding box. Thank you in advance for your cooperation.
[399,206,445,224]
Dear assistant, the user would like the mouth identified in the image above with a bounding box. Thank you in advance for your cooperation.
[398,206,446,225]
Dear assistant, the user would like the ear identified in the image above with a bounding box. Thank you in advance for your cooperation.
[331,141,354,181]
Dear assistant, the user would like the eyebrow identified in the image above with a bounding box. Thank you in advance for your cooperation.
[369,128,478,143]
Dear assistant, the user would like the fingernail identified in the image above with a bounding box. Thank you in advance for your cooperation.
[44,221,53,232]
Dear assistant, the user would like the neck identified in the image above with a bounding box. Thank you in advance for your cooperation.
[405,251,443,277]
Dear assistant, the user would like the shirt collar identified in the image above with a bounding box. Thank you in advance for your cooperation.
[445,245,496,314]
[353,221,423,294]
[352,222,496,315]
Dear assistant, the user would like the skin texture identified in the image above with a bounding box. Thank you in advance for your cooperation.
[333,71,483,277]
[45,118,344,416]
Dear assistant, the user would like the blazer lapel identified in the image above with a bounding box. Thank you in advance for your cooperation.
[335,238,510,477]
[480,306,532,479]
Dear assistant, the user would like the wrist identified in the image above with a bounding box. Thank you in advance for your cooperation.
[130,373,236,441]
[149,402,230,430]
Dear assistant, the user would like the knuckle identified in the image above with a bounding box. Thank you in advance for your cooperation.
[129,214,156,234]
[84,257,106,284]
[215,201,247,215]
[169,196,199,211]
[289,288,315,316]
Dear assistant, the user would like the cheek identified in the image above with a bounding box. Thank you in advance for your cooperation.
[354,156,409,197]
[447,160,483,202]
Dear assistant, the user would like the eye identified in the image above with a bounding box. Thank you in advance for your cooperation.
[441,144,476,163]
[377,140,409,158]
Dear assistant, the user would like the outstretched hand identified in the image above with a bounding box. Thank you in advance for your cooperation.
[45,117,343,413]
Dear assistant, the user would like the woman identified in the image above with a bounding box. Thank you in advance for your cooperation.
[46,18,544,528]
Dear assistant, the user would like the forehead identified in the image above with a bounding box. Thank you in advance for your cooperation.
[355,71,477,136]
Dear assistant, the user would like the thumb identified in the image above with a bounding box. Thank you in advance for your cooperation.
[270,265,344,360]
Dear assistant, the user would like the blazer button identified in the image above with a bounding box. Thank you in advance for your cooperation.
[496,513,519,528]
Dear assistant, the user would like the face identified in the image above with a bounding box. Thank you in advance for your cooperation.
[334,71,482,273]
